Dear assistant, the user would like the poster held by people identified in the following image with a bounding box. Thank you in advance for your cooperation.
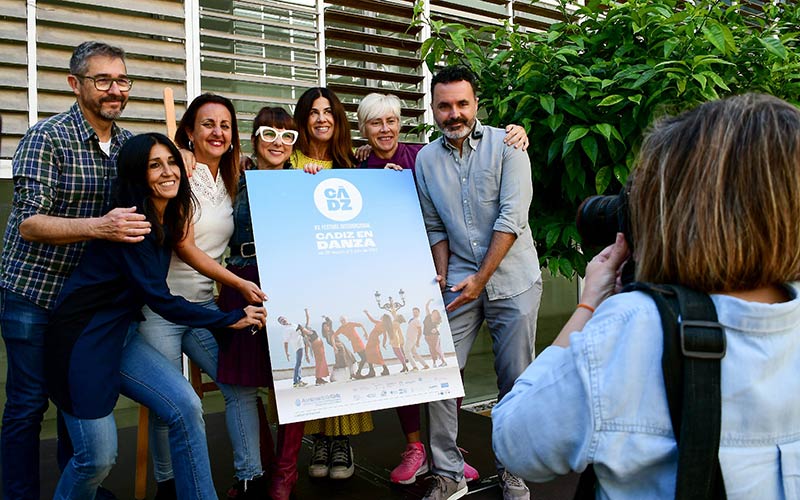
[248,169,464,424]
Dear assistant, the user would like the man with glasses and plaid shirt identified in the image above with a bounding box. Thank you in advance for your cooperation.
[0,41,148,499]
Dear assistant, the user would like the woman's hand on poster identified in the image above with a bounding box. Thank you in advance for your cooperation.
[303,163,325,175]
[237,278,267,304]
[230,305,267,330]
[383,163,403,171]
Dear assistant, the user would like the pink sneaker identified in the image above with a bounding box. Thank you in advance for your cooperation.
[464,461,480,482]
[390,442,429,484]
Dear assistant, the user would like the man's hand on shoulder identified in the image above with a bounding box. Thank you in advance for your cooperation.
[93,206,151,243]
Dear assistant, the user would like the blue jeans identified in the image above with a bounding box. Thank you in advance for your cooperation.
[54,412,117,499]
[293,348,303,384]
[0,288,51,499]
[428,279,542,481]
[138,302,262,482]
[54,327,217,499]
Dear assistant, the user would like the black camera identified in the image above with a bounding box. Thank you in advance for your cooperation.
[575,187,629,248]
[575,183,635,284]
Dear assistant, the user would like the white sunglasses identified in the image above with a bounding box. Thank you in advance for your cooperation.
[255,126,298,145]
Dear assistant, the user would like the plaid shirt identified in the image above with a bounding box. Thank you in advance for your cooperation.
[0,102,132,309]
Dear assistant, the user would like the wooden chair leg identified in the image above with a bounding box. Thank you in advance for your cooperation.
[135,405,149,500]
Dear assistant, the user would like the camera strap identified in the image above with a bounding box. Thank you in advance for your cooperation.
[625,282,727,500]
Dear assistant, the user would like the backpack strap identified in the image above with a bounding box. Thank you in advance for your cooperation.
[623,282,727,500]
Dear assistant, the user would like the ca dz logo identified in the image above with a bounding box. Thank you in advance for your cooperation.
[313,178,363,222]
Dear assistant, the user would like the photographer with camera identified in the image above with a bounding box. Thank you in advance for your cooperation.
[492,93,800,499]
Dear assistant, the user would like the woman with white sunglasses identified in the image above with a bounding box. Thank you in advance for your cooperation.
[217,106,306,500]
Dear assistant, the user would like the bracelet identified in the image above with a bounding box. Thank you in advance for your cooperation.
[577,303,596,314]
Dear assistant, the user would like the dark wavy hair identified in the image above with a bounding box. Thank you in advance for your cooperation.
[294,87,356,168]
[175,93,240,199]
[113,133,194,247]
[431,65,479,97]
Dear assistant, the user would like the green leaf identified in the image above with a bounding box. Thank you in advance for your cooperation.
[627,94,642,104]
[692,73,707,89]
[558,257,574,277]
[565,125,590,144]
[546,227,561,249]
[561,225,581,246]
[560,78,579,99]
[545,113,564,132]
[420,37,437,59]
[450,30,465,51]
[595,123,613,141]
[613,164,629,184]
[559,100,588,120]
[581,135,599,165]
[540,95,556,115]
[759,36,788,60]
[547,139,561,165]
[547,257,560,276]
[704,71,730,91]
[629,69,656,89]
[595,166,612,194]
[518,60,536,79]
[702,20,735,54]
[663,37,679,58]
[598,94,624,106]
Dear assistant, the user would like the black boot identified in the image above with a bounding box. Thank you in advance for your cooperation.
[154,479,176,500]
[226,474,268,499]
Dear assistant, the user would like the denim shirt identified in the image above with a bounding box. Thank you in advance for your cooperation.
[227,174,256,268]
[492,283,800,499]
[415,120,540,300]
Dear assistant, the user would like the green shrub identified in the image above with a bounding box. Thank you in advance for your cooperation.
[418,0,800,277]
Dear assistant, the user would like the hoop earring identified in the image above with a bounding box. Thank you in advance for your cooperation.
[188,140,194,151]
[228,144,234,153]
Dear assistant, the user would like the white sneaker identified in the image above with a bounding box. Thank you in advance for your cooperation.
[500,470,530,500]
[422,475,468,500]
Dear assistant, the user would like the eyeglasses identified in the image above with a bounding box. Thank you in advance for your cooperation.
[76,75,134,92]
[255,126,298,145]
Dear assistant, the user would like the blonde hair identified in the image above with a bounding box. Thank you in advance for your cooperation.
[357,93,402,137]
[631,93,800,292]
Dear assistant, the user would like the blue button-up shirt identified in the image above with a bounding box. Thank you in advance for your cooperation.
[493,284,800,499]
[414,120,540,300]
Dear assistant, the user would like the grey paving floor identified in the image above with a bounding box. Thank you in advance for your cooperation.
[33,406,578,499]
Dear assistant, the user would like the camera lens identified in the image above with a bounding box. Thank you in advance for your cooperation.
[576,195,624,247]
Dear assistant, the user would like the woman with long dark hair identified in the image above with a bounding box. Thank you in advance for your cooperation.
[291,87,357,172]
[45,133,265,499]
[287,87,371,481]
[137,94,268,498]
